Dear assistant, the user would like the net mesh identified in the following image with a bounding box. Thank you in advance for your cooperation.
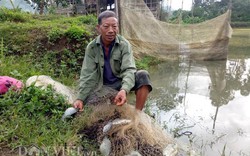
[119,0,233,60]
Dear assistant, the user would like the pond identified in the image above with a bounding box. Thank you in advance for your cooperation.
[147,28,250,156]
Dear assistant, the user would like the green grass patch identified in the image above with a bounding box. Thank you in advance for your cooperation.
[228,28,250,59]
[0,8,96,77]
[0,85,76,150]
[136,55,162,70]
[0,84,98,154]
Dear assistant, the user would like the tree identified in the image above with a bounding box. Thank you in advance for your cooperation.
[192,0,250,22]
[193,0,228,19]
[24,0,70,15]
[231,0,250,21]
[24,0,45,14]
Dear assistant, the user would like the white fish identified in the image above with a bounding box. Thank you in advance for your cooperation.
[100,136,111,156]
[61,107,78,120]
[103,121,112,133]
[100,118,132,155]
[125,151,142,156]
[102,119,132,133]
[112,119,131,125]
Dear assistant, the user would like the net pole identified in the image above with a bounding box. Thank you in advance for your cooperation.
[191,0,194,41]
[178,0,184,24]
[169,0,172,12]
[181,0,184,21]
[115,0,121,34]
[96,0,100,16]
[228,0,232,10]
[228,0,232,23]
[160,0,164,20]
[166,0,170,21]
[191,0,194,23]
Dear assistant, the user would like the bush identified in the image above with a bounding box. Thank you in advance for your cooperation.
[0,84,77,149]
[0,9,96,77]
[66,25,90,41]
[77,14,97,25]
[0,84,68,117]
[0,8,30,22]
[47,28,65,42]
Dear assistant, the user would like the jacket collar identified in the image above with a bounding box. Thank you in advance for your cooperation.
[96,35,120,46]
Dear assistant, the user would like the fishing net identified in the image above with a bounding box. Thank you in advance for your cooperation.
[78,104,176,156]
[119,0,233,60]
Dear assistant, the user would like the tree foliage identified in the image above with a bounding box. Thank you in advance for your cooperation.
[23,0,69,14]
[165,0,250,24]
[231,0,250,21]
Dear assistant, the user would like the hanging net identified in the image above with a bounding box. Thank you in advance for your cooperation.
[119,0,233,60]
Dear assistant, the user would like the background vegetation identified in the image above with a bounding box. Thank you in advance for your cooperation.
[162,0,250,27]
[0,7,97,80]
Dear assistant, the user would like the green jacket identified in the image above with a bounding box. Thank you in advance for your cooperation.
[77,35,137,102]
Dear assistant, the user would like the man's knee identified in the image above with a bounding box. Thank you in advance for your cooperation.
[136,70,149,77]
[134,70,152,92]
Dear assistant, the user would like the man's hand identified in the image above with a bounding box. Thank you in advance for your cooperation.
[114,89,127,106]
[73,99,84,111]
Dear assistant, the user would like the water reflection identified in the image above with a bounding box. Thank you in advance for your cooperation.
[148,59,250,156]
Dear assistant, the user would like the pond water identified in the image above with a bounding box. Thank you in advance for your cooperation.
[147,29,250,156]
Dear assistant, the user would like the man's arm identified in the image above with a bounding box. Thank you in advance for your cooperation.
[113,41,136,106]
[119,42,137,94]
[74,44,99,110]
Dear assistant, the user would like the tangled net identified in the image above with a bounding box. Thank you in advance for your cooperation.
[78,104,174,156]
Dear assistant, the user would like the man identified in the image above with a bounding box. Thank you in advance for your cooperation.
[73,10,152,111]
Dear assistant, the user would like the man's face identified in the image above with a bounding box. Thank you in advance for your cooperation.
[97,17,119,45]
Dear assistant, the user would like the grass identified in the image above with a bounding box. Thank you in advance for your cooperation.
[136,55,162,70]
[0,38,4,61]
[228,28,250,59]
[0,85,80,154]
[0,83,97,155]
[0,8,96,79]
[0,53,87,154]
[0,49,95,155]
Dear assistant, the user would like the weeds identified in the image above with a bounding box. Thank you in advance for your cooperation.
[136,55,162,69]
[47,28,65,43]
[0,37,3,57]
[77,14,97,25]
[0,37,4,65]
[0,84,79,151]
[66,25,90,41]
[0,8,29,22]
[0,53,95,154]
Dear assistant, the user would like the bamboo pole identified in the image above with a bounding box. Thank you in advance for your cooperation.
[191,0,194,23]
[96,0,100,16]
[228,0,232,10]
[228,0,232,23]
[159,0,164,20]
[169,0,172,12]
[115,0,121,34]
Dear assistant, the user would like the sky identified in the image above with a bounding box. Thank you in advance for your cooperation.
[163,0,193,11]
